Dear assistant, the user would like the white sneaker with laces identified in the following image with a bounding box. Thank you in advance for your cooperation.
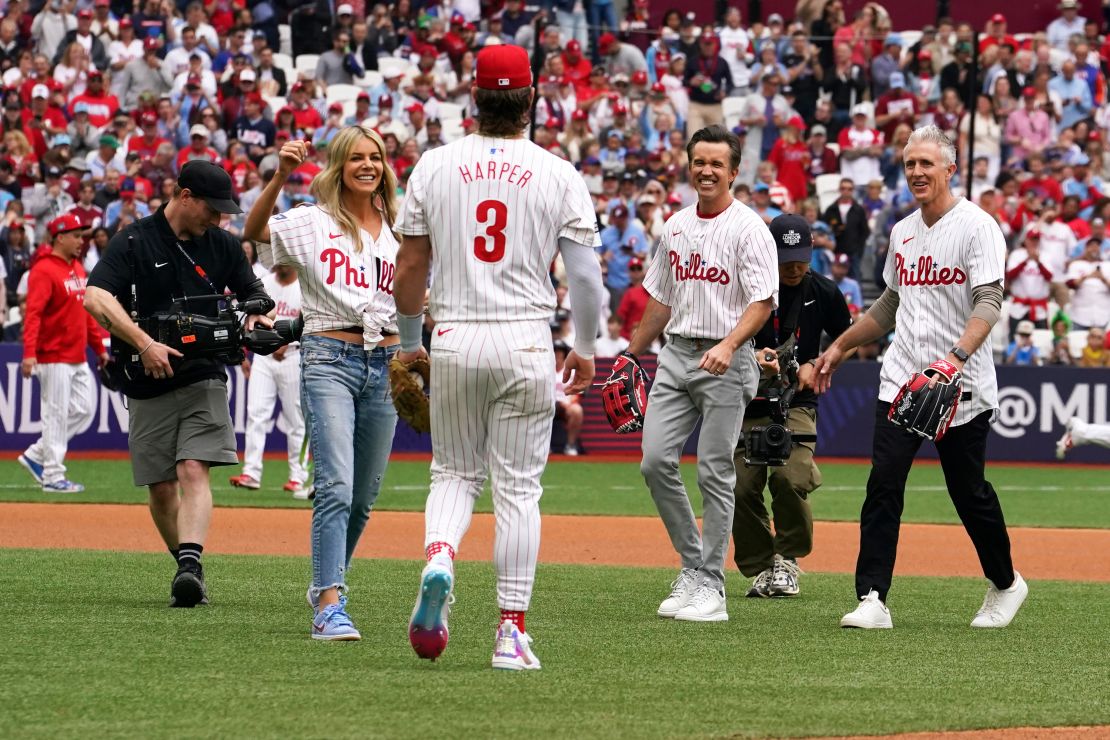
[840,590,893,629]
[657,568,699,618]
[491,619,541,671]
[769,554,802,597]
[971,572,1028,628]
[674,583,728,622]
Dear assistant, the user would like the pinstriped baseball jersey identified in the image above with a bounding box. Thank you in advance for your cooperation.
[397,134,600,323]
[881,197,1006,425]
[641,200,779,339]
[258,205,398,339]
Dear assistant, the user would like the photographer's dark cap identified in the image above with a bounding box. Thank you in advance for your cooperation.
[179,160,242,215]
[770,214,812,264]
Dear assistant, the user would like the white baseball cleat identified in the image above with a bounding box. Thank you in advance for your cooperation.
[1055,417,1079,460]
[491,619,541,671]
[840,590,893,629]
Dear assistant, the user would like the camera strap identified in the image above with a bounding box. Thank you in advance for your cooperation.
[174,240,218,295]
[772,274,810,346]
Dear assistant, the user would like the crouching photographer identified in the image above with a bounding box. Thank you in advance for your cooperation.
[732,214,851,598]
[84,161,282,609]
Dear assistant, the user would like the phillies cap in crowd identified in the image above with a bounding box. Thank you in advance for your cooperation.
[889,72,906,88]
[832,253,851,266]
[144,37,159,51]
[566,39,581,55]
[598,32,618,52]
[32,84,49,99]
[1022,86,1036,98]
[1016,320,1036,335]
[991,13,1006,23]
[240,68,256,82]
[179,160,242,214]
[48,213,87,236]
[189,123,210,138]
[770,214,812,264]
[611,204,629,218]
[475,45,532,90]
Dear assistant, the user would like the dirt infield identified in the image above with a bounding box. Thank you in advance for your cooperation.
[1,502,1108,582]
[829,728,1107,740]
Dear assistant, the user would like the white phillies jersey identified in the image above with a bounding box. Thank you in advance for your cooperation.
[642,200,778,339]
[1005,248,1052,321]
[398,134,599,323]
[881,198,1006,426]
[1064,259,1110,328]
[259,204,398,340]
[261,271,302,350]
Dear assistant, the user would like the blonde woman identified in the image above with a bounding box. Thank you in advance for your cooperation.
[54,42,89,96]
[244,126,401,641]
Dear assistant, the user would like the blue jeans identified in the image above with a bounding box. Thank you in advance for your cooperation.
[300,335,399,595]
[588,1,619,62]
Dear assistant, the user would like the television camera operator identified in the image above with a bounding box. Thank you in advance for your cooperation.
[84,161,281,609]
[733,214,851,599]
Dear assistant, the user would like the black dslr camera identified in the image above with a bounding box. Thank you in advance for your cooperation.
[744,352,800,467]
[137,293,300,366]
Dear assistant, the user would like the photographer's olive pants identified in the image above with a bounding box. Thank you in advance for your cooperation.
[732,407,822,577]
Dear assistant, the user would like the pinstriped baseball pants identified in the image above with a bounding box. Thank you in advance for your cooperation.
[24,362,96,485]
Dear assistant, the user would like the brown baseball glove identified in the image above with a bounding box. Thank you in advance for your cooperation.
[389,355,431,433]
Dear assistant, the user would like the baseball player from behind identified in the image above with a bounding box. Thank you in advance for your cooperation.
[18,214,108,493]
[814,125,1028,630]
[628,124,779,623]
[393,44,606,670]
[229,264,308,496]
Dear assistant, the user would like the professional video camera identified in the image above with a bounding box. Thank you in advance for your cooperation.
[744,350,800,467]
[137,293,300,366]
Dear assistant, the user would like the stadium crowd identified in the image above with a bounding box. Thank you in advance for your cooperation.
[2,0,1110,372]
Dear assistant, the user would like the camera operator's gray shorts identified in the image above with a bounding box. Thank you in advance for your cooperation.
[128,378,239,486]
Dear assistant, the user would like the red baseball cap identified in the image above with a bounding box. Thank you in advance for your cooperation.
[613,103,628,115]
[787,115,806,130]
[404,102,424,113]
[140,110,158,125]
[571,109,588,121]
[631,70,648,85]
[144,37,159,51]
[475,45,532,90]
[990,13,1006,23]
[378,95,393,108]
[599,33,617,53]
[566,39,581,54]
[651,82,666,94]
[328,102,344,113]
[1026,228,1041,239]
[119,17,132,27]
[48,213,86,236]
[1022,86,1036,98]
[77,8,92,19]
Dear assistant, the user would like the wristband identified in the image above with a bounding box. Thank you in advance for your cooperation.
[138,339,155,356]
[397,311,424,352]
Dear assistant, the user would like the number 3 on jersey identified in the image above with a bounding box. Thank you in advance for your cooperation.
[474,199,507,263]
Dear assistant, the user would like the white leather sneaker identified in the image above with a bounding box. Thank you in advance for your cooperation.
[971,572,1028,628]
[674,583,728,622]
[657,568,699,618]
[840,590,893,629]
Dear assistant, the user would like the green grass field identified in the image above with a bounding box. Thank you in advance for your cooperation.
[4,458,1110,529]
[2,549,1107,739]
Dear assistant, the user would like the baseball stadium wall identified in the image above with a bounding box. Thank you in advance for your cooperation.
[0,346,1107,463]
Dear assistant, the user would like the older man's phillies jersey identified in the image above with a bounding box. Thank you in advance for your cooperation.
[642,200,779,339]
[398,134,600,321]
[881,197,1006,426]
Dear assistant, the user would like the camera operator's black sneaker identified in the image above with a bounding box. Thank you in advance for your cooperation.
[170,562,208,608]
[746,567,773,598]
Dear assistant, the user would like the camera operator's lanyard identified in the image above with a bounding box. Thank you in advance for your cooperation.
[174,241,218,295]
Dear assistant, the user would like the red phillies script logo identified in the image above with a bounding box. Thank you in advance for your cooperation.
[895,253,967,287]
[376,258,395,295]
[321,248,371,288]
[669,250,730,285]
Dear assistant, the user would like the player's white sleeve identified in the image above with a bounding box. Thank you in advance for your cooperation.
[739,222,779,308]
[965,216,1006,287]
[642,231,675,306]
[882,227,900,293]
[558,237,604,359]
[261,206,316,269]
[398,157,428,237]
[558,170,602,247]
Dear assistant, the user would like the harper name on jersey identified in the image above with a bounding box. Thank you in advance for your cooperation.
[457,159,534,188]
[881,198,1006,426]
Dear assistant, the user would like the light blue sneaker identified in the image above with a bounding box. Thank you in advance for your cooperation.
[42,479,85,493]
[311,596,360,641]
[18,454,44,484]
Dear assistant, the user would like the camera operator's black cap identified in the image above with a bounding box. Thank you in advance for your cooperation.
[770,213,813,264]
[178,160,242,214]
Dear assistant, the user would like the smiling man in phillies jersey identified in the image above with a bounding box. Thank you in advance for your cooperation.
[628,125,778,623]
[393,44,605,671]
[814,125,1028,630]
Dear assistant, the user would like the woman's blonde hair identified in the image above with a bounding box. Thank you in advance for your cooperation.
[310,125,398,253]
[5,130,31,156]
[60,41,84,68]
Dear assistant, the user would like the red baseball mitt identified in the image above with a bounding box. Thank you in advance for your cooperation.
[601,351,650,434]
[888,359,963,441]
